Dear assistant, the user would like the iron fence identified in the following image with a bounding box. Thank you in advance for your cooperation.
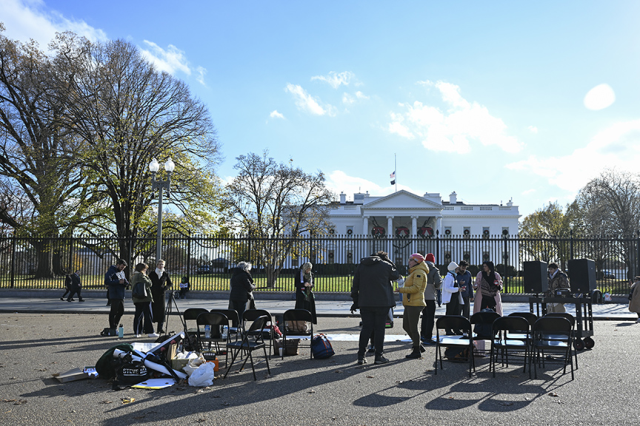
[0,233,638,295]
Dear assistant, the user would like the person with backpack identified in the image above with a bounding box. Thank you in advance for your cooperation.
[395,253,428,359]
[420,253,442,345]
[131,262,157,338]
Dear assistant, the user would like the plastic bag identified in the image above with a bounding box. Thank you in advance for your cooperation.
[188,362,214,387]
[183,354,206,377]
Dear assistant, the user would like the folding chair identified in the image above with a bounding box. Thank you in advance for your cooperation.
[543,313,578,369]
[531,317,574,380]
[490,316,530,378]
[470,311,501,355]
[210,309,240,341]
[508,312,538,326]
[224,315,271,381]
[243,309,275,358]
[435,315,475,377]
[196,312,230,365]
[183,308,209,349]
[282,309,314,360]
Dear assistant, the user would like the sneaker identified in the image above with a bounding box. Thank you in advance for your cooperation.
[78,299,85,302]
[419,345,426,353]
[60,297,64,301]
[405,350,422,359]
[357,358,367,365]
[374,356,390,365]
[148,333,159,338]
[135,334,142,338]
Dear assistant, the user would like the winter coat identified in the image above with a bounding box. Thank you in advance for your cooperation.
[149,270,173,323]
[629,281,640,314]
[398,261,428,307]
[131,272,153,304]
[473,271,503,315]
[548,270,570,295]
[457,270,473,299]
[424,261,442,301]
[295,267,317,323]
[229,269,255,303]
[442,272,463,305]
[351,255,401,309]
[105,265,128,300]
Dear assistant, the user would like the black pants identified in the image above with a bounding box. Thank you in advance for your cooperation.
[134,302,154,335]
[108,299,124,329]
[420,300,437,340]
[445,295,462,335]
[68,286,82,301]
[229,299,248,327]
[461,296,470,319]
[61,288,71,299]
[358,307,389,359]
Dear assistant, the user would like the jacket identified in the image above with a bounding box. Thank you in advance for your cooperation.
[457,270,473,298]
[424,260,442,301]
[548,270,570,295]
[398,261,428,307]
[629,281,640,314]
[473,271,504,315]
[442,271,462,305]
[105,265,128,300]
[131,272,153,304]
[229,269,255,302]
[351,255,400,309]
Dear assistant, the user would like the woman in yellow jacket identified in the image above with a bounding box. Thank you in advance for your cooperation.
[396,253,429,359]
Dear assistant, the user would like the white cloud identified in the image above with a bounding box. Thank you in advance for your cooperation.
[506,119,640,192]
[270,110,285,119]
[325,170,420,199]
[522,189,536,195]
[388,81,522,154]
[2,0,108,47]
[355,91,369,100]
[196,66,207,86]
[584,84,615,110]
[342,93,355,105]
[527,126,538,134]
[140,41,191,75]
[285,84,335,116]
[311,71,355,89]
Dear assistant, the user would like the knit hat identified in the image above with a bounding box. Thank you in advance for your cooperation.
[425,253,435,263]
[448,261,458,272]
[409,253,425,263]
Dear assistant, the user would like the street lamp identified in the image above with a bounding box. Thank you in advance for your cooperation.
[150,158,175,263]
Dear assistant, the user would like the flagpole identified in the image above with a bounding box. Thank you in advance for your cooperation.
[395,153,397,193]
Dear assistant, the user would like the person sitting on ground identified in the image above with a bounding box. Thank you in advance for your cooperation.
[395,253,428,359]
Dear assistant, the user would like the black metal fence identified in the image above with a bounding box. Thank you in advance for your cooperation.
[1,233,638,295]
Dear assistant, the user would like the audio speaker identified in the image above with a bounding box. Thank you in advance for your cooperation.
[524,261,548,293]
[568,258,597,293]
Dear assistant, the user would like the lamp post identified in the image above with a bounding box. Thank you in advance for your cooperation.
[149,158,175,263]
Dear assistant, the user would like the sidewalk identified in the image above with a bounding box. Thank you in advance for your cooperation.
[0,290,635,320]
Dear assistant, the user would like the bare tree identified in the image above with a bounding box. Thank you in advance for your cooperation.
[225,152,334,287]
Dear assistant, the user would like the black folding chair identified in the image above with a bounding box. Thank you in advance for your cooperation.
[210,309,240,342]
[196,312,230,365]
[543,313,578,369]
[282,309,314,359]
[243,309,275,358]
[531,317,574,380]
[470,311,501,355]
[490,316,530,378]
[183,308,209,349]
[224,315,271,381]
[435,315,475,377]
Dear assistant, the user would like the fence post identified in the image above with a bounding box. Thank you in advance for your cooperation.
[435,230,440,267]
[186,231,192,278]
[570,230,574,260]
[10,231,17,288]
[636,230,640,280]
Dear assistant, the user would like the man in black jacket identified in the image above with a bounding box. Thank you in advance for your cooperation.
[105,259,128,331]
[351,251,401,365]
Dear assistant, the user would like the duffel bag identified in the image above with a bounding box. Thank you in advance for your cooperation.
[311,334,335,359]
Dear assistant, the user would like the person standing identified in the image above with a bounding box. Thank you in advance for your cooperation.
[628,276,640,323]
[420,253,442,345]
[61,273,72,301]
[351,251,401,365]
[442,262,464,335]
[105,259,128,332]
[149,259,173,334]
[547,262,570,313]
[295,262,317,324]
[396,253,428,359]
[66,270,84,302]
[131,263,157,338]
[229,261,255,326]
[457,261,472,319]
[473,261,503,315]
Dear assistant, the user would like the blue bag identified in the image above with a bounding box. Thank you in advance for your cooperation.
[311,334,335,359]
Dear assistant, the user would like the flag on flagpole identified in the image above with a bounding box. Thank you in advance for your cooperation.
[390,171,396,185]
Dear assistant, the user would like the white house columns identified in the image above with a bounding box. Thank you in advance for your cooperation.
[411,216,418,236]
[386,216,394,237]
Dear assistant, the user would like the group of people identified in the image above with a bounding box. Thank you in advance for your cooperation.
[104,259,173,337]
[60,270,84,302]
[350,250,506,364]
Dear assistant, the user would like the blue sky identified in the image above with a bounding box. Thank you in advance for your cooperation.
[4,0,640,218]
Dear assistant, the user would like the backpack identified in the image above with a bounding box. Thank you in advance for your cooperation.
[445,346,470,362]
[132,281,147,298]
[311,334,335,359]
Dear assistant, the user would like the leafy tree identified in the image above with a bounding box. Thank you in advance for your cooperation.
[225,152,334,287]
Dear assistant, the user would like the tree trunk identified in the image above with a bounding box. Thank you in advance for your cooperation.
[32,239,55,279]
[265,265,281,288]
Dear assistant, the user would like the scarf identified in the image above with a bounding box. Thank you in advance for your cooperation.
[155,268,165,277]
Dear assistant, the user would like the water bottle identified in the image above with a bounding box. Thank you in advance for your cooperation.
[222,325,228,340]
[118,324,124,339]
[205,325,211,339]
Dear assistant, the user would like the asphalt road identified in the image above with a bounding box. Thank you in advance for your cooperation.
[0,313,639,425]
